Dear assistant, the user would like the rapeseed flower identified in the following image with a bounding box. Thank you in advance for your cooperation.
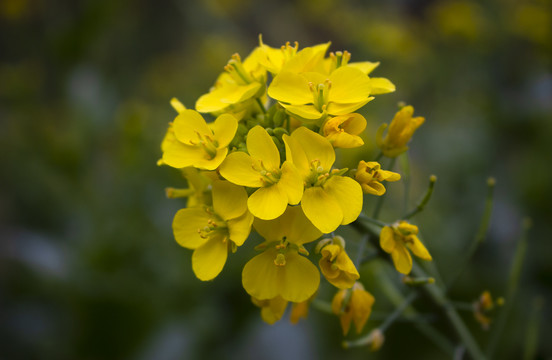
[219,126,303,220]
[162,110,237,170]
[322,113,367,148]
[283,127,363,233]
[355,161,401,195]
[318,236,359,289]
[376,105,425,158]
[173,180,253,281]
[380,221,432,274]
[332,282,375,335]
[242,205,322,302]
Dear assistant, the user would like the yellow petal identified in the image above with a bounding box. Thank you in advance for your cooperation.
[327,132,364,148]
[378,170,401,182]
[379,226,396,253]
[192,147,228,171]
[326,98,374,115]
[391,245,413,274]
[227,210,254,246]
[192,233,228,281]
[278,161,304,205]
[291,127,335,171]
[173,110,211,144]
[212,180,248,220]
[162,141,205,169]
[368,77,396,95]
[280,103,324,121]
[301,186,342,234]
[351,289,375,333]
[329,66,372,103]
[283,134,310,179]
[172,208,209,249]
[347,61,379,75]
[279,250,320,302]
[219,82,261,104]
[260,297,288,324]
[254,205,321,245]
[195,87,229,113]
[211,113,238,148]
[242,248,284,300]
[219,151,264,187]
[170,97,186,113]
[246,126,280,170]
[362,181,386,196]
[268,72,313,104]
[407,235,432,261]
[247,184,287,220]
[323,176,363,225]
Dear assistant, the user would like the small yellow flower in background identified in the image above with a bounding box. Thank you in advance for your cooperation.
[195,48,266,115]
[318,235,359,289]
[380,221,432,274]
[172,180,253,281]
[283,127,363,233]
[376,105,425,158]
[162,110,237,170]
[355,161,401,195]
[322,113,367,148]
[242,205,322,303]
[219,126,303,220]
[332,282,375,335]
[251,296,288,325]
[473,290,504,330]
[268,66,376,121]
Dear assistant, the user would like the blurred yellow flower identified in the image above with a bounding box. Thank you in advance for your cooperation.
[251,296,288,325]
[172,180,253,281]
[162,110,237,170]
[376,105,424,158]
[322,113,367,148]
[242,206,322,302]
[380,221,432,274]
[318,236,359,289]
[355,161,401,195]
[332,282,375,335]
[283,127,363,233]
[219,126,303,220]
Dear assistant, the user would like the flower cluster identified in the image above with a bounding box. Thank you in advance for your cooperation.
[160,37,429,338]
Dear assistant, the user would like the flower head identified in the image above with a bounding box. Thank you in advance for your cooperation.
[332,282,375,335]
[318,236,359,289]
[355,161,401,195]
[376,105,425,158]
[322,113,367,148]
[380,221,432,274]
[172,180,253,281]
[242,206,322,302]
[162,110,238,170]
[219,126,303,220]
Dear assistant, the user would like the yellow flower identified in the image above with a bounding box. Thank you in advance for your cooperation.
[283,127,363,233]
[162,110,237,170]
[219,126,303,220]
[165,167,216,208]
[473,290,504,330]
[322,113,367,148]
[332,282,375,335]
[251,296,288,325]
[380,221,432,274]
[257,36,330,75]
[268,66,376,121]
[242,206,322,302]
[355,161,401,195]
[172,180,253,281]
[318,236,359,289]
[196,49,266,115]
[376,105,425,158]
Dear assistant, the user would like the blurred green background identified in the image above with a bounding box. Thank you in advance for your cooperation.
[1,0,551,359]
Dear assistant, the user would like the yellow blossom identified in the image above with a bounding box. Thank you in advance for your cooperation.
[251,296,289,325]
[219,126,303,220]
[283,127,363,233]
[473,290,503,330]
[322,113,367,148]
[195,48,266,115]
[380,221,432,274]
[172,180,253,281]
[318,236,359,289]
[376,105,425,158]
[242,206,322,303]
[268,66,376,121]
[332,282,375,335]
[355,161,401,195]
[165,167,216,208]
[162,110,237,170]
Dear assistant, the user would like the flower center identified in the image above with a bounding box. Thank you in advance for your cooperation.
[308,79,331,112]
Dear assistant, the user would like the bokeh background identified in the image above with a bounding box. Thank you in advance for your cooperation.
[1,0,551,359]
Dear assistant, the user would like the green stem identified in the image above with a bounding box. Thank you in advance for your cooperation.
[486,218,531,358]
[402,175,437,220]
[446,177,495,291]
[357,213,387,228]
[256,98,267,114]
[523,297,544,360]
[311,298,334,315]
[400,152,411,214]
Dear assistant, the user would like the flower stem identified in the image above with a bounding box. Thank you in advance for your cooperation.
[402,174,437,220]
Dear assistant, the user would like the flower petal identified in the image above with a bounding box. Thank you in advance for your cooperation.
[242,248,282,300]
[162,141,206,169]
[212,180,248,220]
[323,176,363,225]
[268,71,313,105]
[391,245,413,275]
[379,226,396,253]
[211,113,238,148]
[280,103,324,121]
[227,210,254,246]
[192,147,228,170]
[368,77,396,95]
[248,184,287,220]
[329,66,372,103]
[279,161,304,205]
[172,207,209,249]
[279,250,320,302]
[301,186,342,233]
[219,151,264,187]
[283,134,310,179]
[173,110,212,143]
[247,126,280,170]
[290,127,335,171]
[326,98,374,115]
[407,235,432,261]
[192,233,228,281]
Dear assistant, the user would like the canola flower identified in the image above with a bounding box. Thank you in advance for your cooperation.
[157,38,479,353]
